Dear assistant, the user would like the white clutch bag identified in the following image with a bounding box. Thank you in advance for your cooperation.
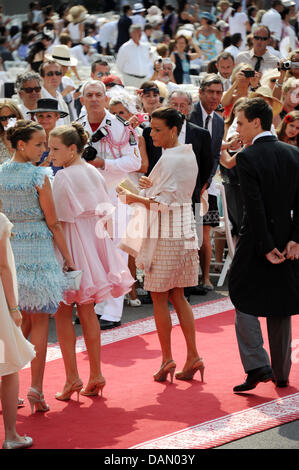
[64,270,83,291]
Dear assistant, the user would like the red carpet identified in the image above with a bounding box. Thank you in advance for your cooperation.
[1,297,299,449]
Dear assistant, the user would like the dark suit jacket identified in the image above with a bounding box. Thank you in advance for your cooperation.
[142,121,213,204]
[229,135,299,316]
[115,15,132,52]
[189,101,224,184]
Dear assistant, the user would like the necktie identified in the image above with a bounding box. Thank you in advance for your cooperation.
[204,114,211,130]
[254,56,263,72]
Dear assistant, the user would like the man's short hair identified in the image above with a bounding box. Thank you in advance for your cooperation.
[167,89,193,106]
[91,59,110,73]
[39,60,62,77]
[236,97,273,131]
[254,24,271,38]
[200,73,224,91]
[15,71,42,90]
[216,51,235,64]
[82,79,106,96]
[129,24,142,34]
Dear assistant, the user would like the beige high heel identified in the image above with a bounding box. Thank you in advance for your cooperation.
[55,379,83,401]
[80,377,106,397]
[27,387,50,414]
[175,358,205,382]
[153,360,176,383]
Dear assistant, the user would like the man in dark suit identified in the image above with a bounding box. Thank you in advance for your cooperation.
[189,74,224,290]
[229,97,299,392]
[115,4,132,53]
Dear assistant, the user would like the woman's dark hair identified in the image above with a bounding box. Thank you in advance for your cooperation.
[231,1,242,16]
[151,107,185,135]
[6,120,44,149]
[236,97,273,131]
[50,122,89,154]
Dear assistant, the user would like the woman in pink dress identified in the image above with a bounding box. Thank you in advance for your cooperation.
[49,123,134,400]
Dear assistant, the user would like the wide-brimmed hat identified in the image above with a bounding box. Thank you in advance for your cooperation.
[67,5,88,24]
[45,45,78,67]
[81,36,97,46]
[249,86,283,117]
[200,11,216,22]
[132,3,146,13]
[27,99,69,118]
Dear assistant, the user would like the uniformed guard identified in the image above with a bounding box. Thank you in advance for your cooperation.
[78,79,141,329]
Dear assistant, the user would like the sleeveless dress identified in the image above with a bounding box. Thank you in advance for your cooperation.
[196,33,218,61]
[0,161,66,313]
[0,212,35,376]
[52,162,134,305]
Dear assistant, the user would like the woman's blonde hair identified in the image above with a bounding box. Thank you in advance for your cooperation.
[0,100,24,136]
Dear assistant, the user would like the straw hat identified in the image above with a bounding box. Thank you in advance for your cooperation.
[67,5,88,24]
[249,86,283,117]
[132,3,146,14]
[45,44,78,67]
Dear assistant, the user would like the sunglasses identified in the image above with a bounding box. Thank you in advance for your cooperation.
[106,82,124,88]
[253,35,269,41]
[0,114,15,121]
[97,72,109,78]
[46,71,62,77]
[21,86,41,93]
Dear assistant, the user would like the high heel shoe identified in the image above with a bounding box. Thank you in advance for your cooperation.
[2,435,33,450]
[153,360,176,383]
[175,358,205,382]
[55,379,83,401]
[80,377,106,397]
[27,387,50,414]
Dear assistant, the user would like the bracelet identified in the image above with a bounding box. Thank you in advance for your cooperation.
[9,306,20,313]
[275,80,283,87]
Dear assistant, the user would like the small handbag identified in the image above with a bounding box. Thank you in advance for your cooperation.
[64,270,83,291]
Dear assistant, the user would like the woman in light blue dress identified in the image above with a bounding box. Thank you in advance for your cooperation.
[0,120,74,413]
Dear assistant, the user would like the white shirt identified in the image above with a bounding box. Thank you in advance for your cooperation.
[178,120,187,145]
[217,72,232,92]
[224,44,240,60]
[252,130,273,144]
[116,39,153,77]
[77,109,141,194]
[97,20,118,48]
[199,103,218,196]
[228,12,249,45]
[70,44,91,66]
[261,8,282,41]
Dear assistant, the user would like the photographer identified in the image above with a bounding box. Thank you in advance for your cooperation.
[273,51,299,101]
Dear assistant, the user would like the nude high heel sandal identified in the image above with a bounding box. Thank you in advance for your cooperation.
[55,379,83,401]
[153,360,176,383]
[27,388,50,414]
[80,377,106,397]
[175,358,205,382]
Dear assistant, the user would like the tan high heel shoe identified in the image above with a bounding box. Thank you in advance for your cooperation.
[80,377,106,397]
[55,379,83,401]
[175,358,205,382]
[27,387,50,414]
[153,360,176,383]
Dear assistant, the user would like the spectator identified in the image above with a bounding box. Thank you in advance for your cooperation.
[228,1,251,48]
[162,4,177,39]
[0,100,23,164]
[15,71,42,119]
[170,34,202,84]
[224,33,242,60]
[276,110,299,146]
[40,60,70,126]
[66,5,88,46]
[151,57,179,93]
[131,3,146,28]
[90,59,111,81]
[0,36,13,66]
[26,30,53,73]
[236,25,279,73]
[261,0,284,41]
[116,24,153,88]
[196,12,222,62]
[279,77,299,121]
[115,4,132,53]
[70,37,97,66]
[216,51,235,91]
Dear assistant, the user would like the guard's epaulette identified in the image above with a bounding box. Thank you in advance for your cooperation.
[115,114,130,126]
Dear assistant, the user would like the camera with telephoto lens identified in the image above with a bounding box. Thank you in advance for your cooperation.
[82,127,108,161]
[279,61,299,71]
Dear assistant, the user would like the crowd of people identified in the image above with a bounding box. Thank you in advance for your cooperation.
[0,0,299,450]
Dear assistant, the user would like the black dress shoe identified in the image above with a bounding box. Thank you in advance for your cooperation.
[100,319,121,330]
[272,379,289,388]
[233,366,274,392]
[141,292,152,304]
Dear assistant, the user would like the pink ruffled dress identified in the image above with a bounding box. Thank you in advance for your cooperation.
[52,162,134,305]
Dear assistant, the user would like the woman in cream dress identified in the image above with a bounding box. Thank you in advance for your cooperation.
[0,210,35,449]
